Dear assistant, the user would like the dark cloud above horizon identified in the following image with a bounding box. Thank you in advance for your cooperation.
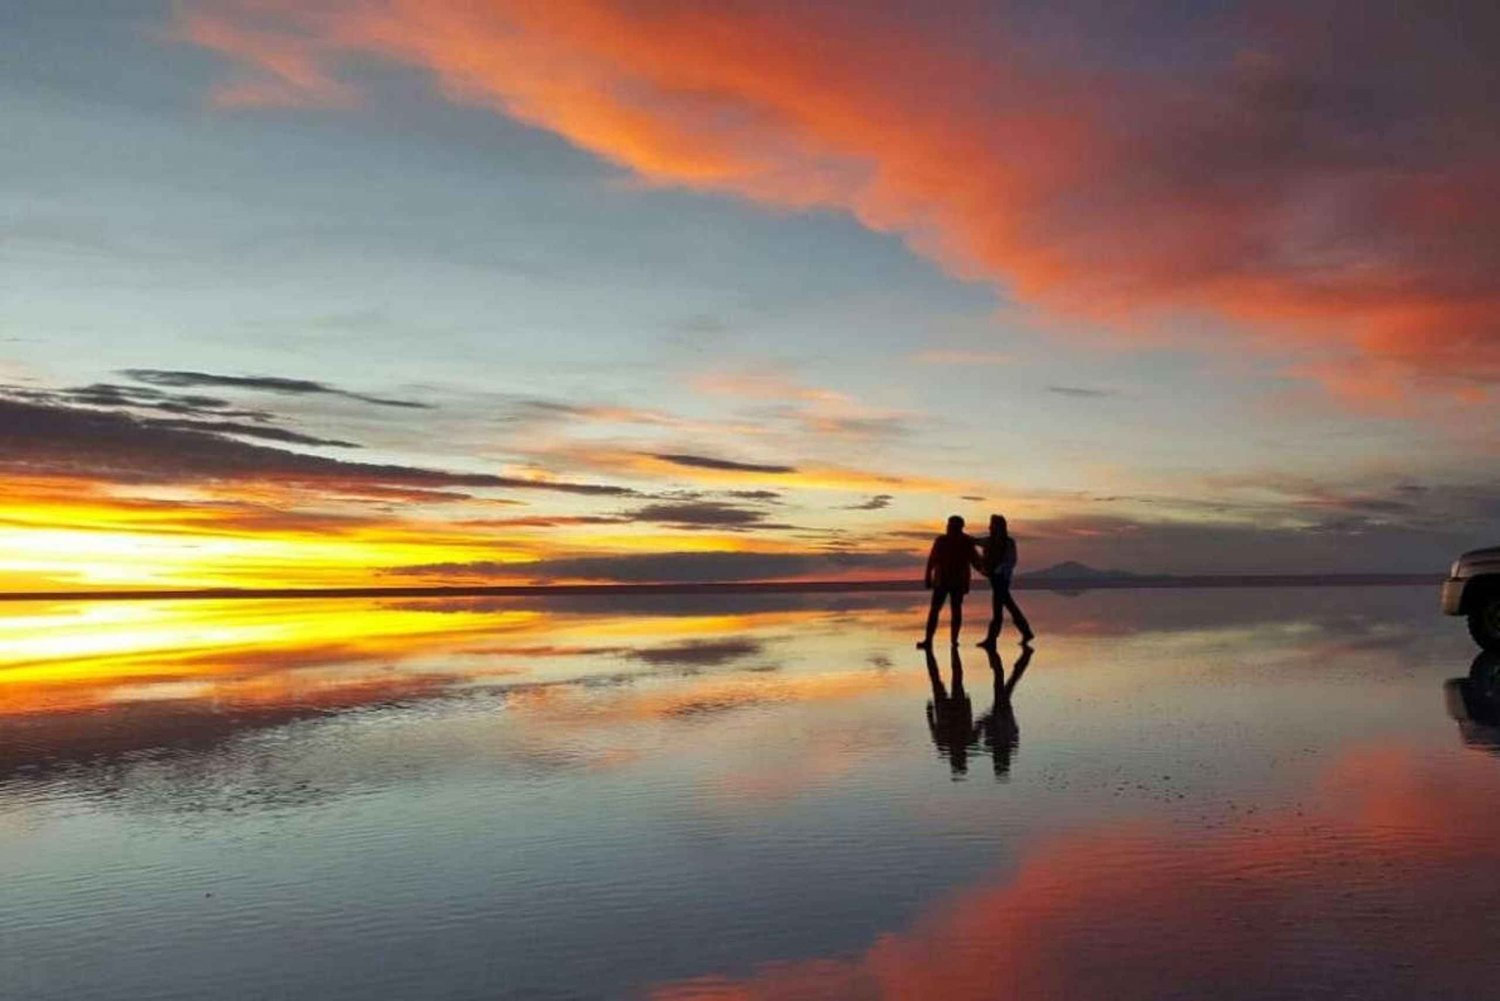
[385,482,1500,582]
[650,452,796,475]
[1019,508,1496,576]
[874,471,1500,574]
[4,381,354,446]
[149,417,358,448]
[843,494,893,510]
[627,500,769,529]
[124,369,430,409]
[1047,386,1117,399]
[501,397,675,427]
[390,549,915,584]
[0,395,635,497]
[43,381,274,421]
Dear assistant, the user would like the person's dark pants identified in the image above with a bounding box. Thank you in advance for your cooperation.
[924,586,964,644]
[984,574,1032,642]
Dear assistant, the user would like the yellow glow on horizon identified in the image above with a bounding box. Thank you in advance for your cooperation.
[0,483,904,591]
[0,599,541,713]
[0,519,537,590]
[0,596,907,719]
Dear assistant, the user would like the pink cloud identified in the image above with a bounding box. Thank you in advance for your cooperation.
[650,744,1500,999]
[175,1,1500,400]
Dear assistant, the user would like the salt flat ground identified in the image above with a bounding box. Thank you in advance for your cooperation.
[2,586,1497,1000]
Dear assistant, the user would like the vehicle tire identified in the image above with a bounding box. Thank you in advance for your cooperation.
[1467,588,1500,652]
[1469,651,1500,697]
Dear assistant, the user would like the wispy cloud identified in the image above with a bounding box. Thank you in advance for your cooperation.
[913,349,1011,366]
[505,398,681,427]
[692,369,915,441]
[0,395,633,497]
[389,549,914,584]
[6,380,357,447]
[650,452,796,475]
[42,381,274,421]
[843,494,893,511]
[169,4,358,108]
[124,369,430,409]
[627,500,773,529]
[532,445,974,495]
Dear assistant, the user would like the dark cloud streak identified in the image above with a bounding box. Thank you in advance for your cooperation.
[0,398,635,497]
[628,500,768,528]
[391,550,915,583]
[651,452,796,474]
[124,369,431,409]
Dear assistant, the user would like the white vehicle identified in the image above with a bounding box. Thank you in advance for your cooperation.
[1442,546,1500,651]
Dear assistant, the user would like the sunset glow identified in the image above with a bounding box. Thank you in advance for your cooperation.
[3,2,1497,589]
[8,8,1500,999]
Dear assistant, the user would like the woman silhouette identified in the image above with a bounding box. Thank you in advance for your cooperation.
[979,514,1034,646]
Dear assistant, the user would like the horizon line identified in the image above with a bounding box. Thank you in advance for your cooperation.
[0,572,1443,603]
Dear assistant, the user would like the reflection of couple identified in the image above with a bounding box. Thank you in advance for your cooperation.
[919,513,1034,650]
[924,643,1033,778]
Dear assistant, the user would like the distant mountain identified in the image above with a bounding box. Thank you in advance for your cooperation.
[1021,561,1140,581]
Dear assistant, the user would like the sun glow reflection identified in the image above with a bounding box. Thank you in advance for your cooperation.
[0,597,915,719]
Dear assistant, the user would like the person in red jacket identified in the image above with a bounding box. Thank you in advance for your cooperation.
[919,515,983,649]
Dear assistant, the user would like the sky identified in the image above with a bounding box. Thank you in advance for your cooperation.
[2,0,1498,590]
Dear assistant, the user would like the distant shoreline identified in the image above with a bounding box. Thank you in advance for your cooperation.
[0,573,1443,603]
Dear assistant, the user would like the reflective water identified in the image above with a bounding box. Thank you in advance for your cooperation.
[3,587,1498,1000]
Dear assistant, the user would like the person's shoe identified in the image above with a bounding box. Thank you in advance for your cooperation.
[1019,631,1035,645]
[916,639,933,650]
[976,638,996,649]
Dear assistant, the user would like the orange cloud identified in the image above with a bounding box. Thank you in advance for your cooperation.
[176,1,1500,401]
[171,2,358,108]
[690,369,917,441]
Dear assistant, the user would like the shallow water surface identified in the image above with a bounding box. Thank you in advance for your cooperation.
[3,586,1498,1000]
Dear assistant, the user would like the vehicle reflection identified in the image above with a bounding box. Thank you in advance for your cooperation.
[924,644,1032,779]
[1443,651,1500,753]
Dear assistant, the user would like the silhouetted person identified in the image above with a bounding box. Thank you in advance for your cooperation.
[924,645,974,776]
[978,514,1034,646]
[977,643,1032,779]
[920,514,982,648]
